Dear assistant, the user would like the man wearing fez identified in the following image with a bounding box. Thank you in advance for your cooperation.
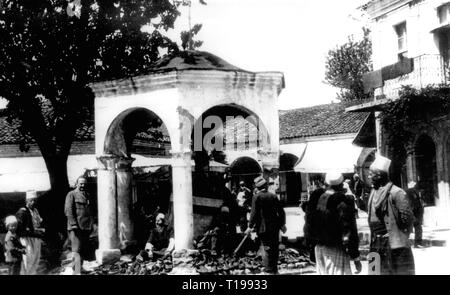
[368,155,415,275]
[64,177,94,275]
[246,176,286,274]
[16,190,45,275]
[304,172,361,275]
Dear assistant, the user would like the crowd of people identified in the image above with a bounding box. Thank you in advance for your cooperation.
[303,154,424,275]
[2,153,426,275]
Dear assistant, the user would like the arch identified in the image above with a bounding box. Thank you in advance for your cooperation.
[279,153,302,205]
[191,103,271,155]
[389,144,408,188]
[104,107,171,157]
[415,134,438,206]
[357,149,376,186]
[229,156,262,191]
[280,153,300,170]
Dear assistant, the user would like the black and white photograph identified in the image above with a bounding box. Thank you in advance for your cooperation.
[0,0,450,282]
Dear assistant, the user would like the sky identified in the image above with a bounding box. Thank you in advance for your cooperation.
[0,0,369,110]
[173,0,369,110]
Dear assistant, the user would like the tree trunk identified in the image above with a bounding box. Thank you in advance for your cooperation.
[40,154,71,235]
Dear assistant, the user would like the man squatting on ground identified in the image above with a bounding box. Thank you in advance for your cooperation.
[144,213,175,260]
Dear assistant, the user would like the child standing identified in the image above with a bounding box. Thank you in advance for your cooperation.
[4,215,25,275]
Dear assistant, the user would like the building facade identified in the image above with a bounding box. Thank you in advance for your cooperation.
[349,0,450,227]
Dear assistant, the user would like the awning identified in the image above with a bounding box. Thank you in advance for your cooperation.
[345,98,393,112]
[0,154,229,192]
[294,138,363,173]
[133,155,228,172]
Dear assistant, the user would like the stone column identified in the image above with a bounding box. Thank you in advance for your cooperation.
[171,150,194,250]
[405,144,417,184]
[96,155,121,264]
[116,157,135,250]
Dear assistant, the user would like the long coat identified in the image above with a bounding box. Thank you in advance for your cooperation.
[248,190,286,235]
[64,189,93,231]
[369,183,414,249]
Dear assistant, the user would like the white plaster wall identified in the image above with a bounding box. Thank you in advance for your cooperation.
[371,0,442,70]
[0,154,97,192]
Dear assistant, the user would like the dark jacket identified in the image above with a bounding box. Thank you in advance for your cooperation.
[16,207,42,238]
[406,188,424,223]
[64,189,93,231]
[4,231,25,263]
[304,189,360,259]
[249,190,286,235]
[147,225,174,251]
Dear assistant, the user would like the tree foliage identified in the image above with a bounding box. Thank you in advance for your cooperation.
[324,27,373,101]
[0,0,205,233]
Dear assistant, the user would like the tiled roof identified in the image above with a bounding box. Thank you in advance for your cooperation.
[0,108,95,144]
[0,108,167,144]
[279,102,371,140]
[0,101,371,145]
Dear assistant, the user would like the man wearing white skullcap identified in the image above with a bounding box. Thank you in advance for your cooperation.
[368,154,415,275]
[16,190,45,275]
[304,171,361,275]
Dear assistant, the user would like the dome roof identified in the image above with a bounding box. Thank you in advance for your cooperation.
[151,50,249,73]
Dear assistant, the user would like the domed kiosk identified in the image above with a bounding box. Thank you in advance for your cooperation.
[90,51,284,263]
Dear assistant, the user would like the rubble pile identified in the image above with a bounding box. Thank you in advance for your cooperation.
[55,247,315,275]
[86,255,174,275]
[174,247,315,275]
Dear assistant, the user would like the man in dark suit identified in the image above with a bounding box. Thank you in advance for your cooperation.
[64,176,94,274]
[246,176,286,274]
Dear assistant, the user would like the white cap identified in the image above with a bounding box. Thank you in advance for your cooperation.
[370,154,391,172]
[156,213,165,221]
[26,190,38,200]
[325,172,344,186]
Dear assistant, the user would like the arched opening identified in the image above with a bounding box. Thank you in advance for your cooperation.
[189,103,269,240]
[415,134,438,206]
[190,103,270,198]
[230,156,263,191]
[279,153,302,206]
[389,144,408,188]
[102,107,173,250]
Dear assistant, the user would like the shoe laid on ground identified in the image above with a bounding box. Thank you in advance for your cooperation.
[414,244,425,249]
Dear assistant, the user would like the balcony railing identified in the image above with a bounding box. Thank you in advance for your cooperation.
[373,54,449,99]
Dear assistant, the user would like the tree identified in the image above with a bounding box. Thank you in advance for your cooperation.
[0,0,205,236]
[324,27,373,101]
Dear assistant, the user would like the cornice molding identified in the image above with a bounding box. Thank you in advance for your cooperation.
[89,70,284,99]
